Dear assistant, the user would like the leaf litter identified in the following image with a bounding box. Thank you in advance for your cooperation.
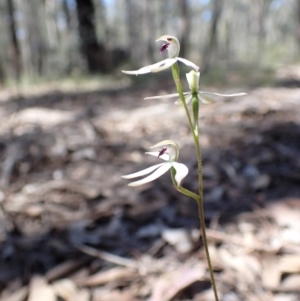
[0,77,300,300]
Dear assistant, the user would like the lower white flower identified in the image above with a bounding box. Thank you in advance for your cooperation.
[122,140,188,187]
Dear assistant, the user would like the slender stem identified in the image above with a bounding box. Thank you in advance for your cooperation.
[171,64,219,301]
[170,167,199,201]
[193,128,219,301]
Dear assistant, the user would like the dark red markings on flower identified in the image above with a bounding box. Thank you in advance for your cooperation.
[167,38,172,41]
[160,43,169,53]
[158,147,167,158]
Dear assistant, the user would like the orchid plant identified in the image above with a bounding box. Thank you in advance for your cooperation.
[122,35,246,301]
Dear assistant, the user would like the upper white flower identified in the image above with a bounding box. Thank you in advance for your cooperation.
[122,35,199,75]
[121,140,188,187]
[145,70,247,104]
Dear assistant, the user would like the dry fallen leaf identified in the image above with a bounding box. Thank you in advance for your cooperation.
[261,253,281,288]
[80,267,136,287]
[0,286,28,301]
[45,259,88,282]
[279,255,300,273]
[74,288,91,301]
[28,276,56,301]
[92,289,139,301]
[280,274,300,291]
[267,200,300,230]
[161,228,195,253]
[148,263,206,301]
[51,278,77,301]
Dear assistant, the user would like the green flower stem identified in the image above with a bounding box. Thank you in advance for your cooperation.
[192,95,199,136]
[170,167,199,201]
[171,64,195,134]
[171,64,219,301]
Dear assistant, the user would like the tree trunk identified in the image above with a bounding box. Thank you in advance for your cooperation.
[256,0,271,60]
[125,0,148,68]
[19,0,48,77]
[297,0,300,53]
[75,0,109,73]
[145,0,155,62]
[0,57,6,85]
[178,0,190,58]
[62,0,71,31]
[6,0,22,81]
[202,0,223,72]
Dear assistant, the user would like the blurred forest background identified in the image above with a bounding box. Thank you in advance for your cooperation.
[1,0,300,85]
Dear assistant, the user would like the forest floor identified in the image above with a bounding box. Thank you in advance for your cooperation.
[0,66,300,301]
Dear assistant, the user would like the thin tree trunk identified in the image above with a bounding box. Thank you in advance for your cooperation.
[62,0,71,31]
[45,0,60,49]
[95,0,107,42]
[125,0,147,67]
[145,0,155,62]
[75,0,109,73]
[23,0,47,77]
[178,0,190,58]
[202,0,223,72]
[0,57,6,85]
[256,0,271,60]
[297,0,300,53]
[6,0,22,81]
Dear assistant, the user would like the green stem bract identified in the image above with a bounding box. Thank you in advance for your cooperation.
[192,94,199,136]
[170,166,199,201]
[171,64,219,301]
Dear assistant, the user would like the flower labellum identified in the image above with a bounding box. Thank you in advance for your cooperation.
[158,147,168,158]
[160,43,169,53]
[157,36,180,58]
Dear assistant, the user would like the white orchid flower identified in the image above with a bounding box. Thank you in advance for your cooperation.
[145,70,247,104]
[122,140,188,187]
[122,35,199,75]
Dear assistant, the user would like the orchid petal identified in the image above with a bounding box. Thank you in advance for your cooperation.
[175,93,192,105]
[122,58,176,75]
[145,152,169,161]
[146,92,190,105]
[128,162,172,187]
[121,163,164,179]
[144,93,180,100]
[198,93,216,104]
[199,91,247,97]
[173,97,182,105]
[151,58,177,73]
[172,162,189,186]
[176,57,200,71]
[185,94,193,104]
